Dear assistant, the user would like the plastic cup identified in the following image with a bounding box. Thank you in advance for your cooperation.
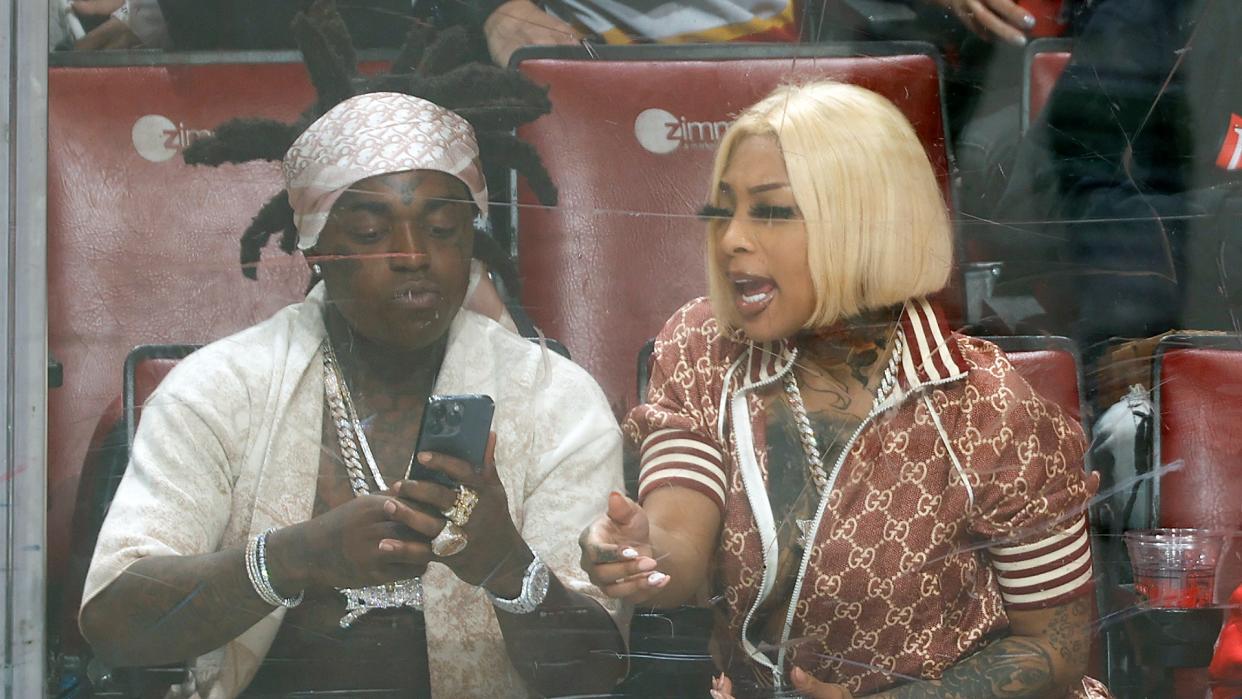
[1125,528,1223,608]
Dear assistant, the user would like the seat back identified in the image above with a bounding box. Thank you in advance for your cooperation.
[1148,336,1242,693]
[124,345,202,455]
[1022,38,1073,134]
[639,334,1085,423]
[58,345,196,669]
[46,51,338,596]
[1153,336,1242,532]
[514,42,956,416]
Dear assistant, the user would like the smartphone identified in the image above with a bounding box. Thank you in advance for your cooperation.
[411,394,495,487]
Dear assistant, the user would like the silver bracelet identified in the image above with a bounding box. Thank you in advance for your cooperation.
[244,528,304,608]
[486,552,550,615]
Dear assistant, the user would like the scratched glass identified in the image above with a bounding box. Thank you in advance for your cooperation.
[23,2,1242,699]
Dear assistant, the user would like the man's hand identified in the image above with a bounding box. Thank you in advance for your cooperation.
[483,0,583,67]
[925,0,1037,45]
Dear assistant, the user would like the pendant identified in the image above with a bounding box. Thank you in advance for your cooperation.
[337,577,424,628]
[796,518,817,548]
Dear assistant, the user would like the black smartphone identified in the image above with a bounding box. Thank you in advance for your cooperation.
[411,394,495,487]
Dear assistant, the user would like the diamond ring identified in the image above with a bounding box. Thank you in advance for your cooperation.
[431,521,469,557]
[442,485,479,527]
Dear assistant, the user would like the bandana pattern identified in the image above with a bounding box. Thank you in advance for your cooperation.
[283,92,488,250]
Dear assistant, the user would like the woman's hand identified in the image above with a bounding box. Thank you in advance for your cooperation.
[389,432,530,590]
[579,491,671,603]
[924,0,1036,45]
[268,493,439,592]
[711,669,853,699]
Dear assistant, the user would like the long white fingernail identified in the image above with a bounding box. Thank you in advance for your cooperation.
[647,572,666,585]
[621,547,638,559]
[1024,13,1037,28]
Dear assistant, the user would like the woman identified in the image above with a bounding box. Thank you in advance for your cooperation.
[79,92,627,697]
[580,81,1107,698]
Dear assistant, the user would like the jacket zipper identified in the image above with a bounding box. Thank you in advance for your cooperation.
[732,349,797,671]
[771,372,966,690]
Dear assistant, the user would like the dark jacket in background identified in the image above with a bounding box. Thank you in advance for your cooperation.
[994,0,1242,343]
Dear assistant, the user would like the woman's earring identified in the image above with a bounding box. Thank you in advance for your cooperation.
[312,263,323,276]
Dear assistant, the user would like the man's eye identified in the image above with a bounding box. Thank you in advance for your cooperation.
[429,226,458,239]
[349,228,384,243]
[749,204,797,222]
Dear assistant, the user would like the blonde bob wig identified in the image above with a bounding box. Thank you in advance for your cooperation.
[705,81,952,331]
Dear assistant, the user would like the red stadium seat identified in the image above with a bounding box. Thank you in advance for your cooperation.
[515,43,957,417]
[47,50,342,668]
[1129,336,1242,697]
[1153,336,1242,581]
[56,345,196,684]
[48,52,394,587]
[1022,38,1072,134]
[638,335,1082,421]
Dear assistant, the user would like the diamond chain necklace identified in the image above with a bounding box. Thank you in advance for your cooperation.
[320,337,425,627]
[783,330,904,546]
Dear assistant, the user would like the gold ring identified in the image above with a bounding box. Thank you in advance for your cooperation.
[431,522,468,557]
[441,485,479,528]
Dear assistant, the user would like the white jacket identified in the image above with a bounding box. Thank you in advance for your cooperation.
[82,282,625,698]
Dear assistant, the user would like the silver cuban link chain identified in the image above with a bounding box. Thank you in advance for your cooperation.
[783,331,903,547]
[321,339,424,628]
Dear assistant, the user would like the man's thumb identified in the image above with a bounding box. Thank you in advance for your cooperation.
[606,490,639,526]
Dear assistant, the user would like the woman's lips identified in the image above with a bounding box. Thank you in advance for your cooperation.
[732,275,776,318]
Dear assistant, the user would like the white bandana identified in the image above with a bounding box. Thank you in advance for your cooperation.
[282,92,488,250]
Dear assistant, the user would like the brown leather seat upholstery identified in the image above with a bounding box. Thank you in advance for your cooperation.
[514,43,957,418]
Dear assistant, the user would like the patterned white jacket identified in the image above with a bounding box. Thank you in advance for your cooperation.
[82,282,625,698]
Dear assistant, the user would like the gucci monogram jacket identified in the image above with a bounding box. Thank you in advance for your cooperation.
[626,297,1104,697]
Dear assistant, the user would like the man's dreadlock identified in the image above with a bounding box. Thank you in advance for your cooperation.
[183,0,555,293]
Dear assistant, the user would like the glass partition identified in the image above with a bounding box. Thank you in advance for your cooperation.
[13,1,1242,697]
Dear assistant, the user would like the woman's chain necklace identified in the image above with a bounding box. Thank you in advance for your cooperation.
[320,337,425,627]
[783,331,903,546]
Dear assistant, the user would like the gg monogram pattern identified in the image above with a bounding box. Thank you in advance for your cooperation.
[282,92,489,249]
[626,298,1105,698]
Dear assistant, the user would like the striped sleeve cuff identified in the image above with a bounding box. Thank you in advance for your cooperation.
[637,428,727,512]
[987,515,1094,610]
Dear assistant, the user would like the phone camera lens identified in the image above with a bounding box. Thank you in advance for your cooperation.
[446,402,463,427]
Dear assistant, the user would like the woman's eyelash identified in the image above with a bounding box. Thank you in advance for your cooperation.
[697,204,733,220]
[750,204,797,221]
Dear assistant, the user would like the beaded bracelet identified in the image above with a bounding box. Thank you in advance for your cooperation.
[244,528,304,608]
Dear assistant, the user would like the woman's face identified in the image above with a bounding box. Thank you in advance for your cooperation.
[310,169,474,351]
[710,135,816,343]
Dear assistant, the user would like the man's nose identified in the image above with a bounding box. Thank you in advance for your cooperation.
[389,224,430,270]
